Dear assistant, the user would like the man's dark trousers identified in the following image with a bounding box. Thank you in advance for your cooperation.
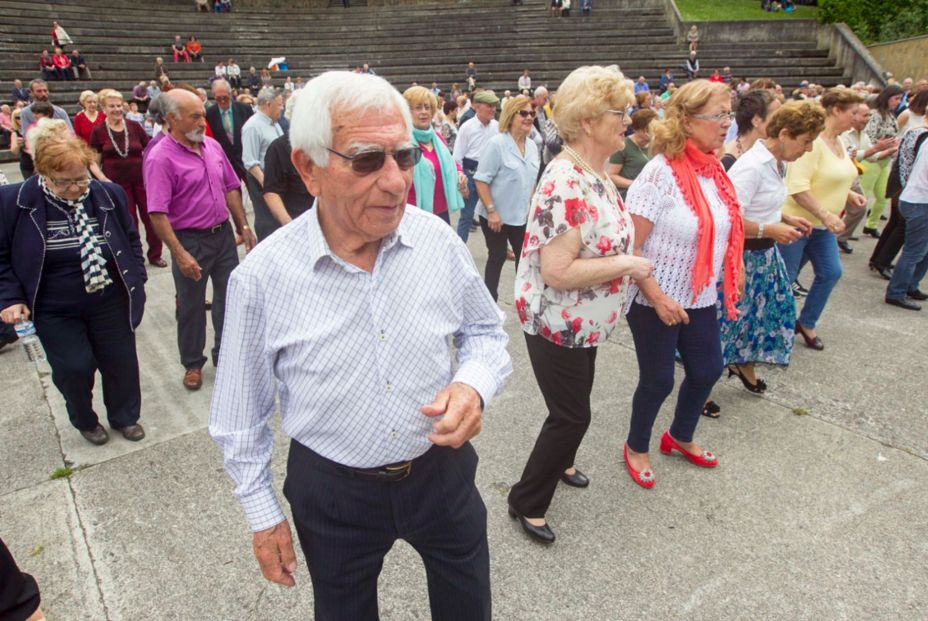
[283,440,491,621]
[246,173,280,242]
[172,222,239,370]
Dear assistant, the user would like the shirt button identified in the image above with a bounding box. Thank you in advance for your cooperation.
[379,330,386,343]
[390,430,398,440]
[385,383,393,393]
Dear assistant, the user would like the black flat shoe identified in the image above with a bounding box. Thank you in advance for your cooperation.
[869,263,893,281]
[728,365,767,394]
[560,469,589,488]
[907,289,928,301]
[701,400,721,419]
[795,322,824,350]
[837,241,853,254]
[885,297,922,311]
[862,227,880,239]
[508,507,555,544]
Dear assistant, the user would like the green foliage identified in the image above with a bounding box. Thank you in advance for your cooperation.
[675,0,817,21]
[819,0,928,44]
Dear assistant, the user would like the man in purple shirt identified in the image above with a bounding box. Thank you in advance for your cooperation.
[145,89,257,390]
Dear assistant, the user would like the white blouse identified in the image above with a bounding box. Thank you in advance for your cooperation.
[624,154,733,311]
[727,140,787,226]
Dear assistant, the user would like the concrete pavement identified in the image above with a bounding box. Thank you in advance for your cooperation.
[1,161,926,620]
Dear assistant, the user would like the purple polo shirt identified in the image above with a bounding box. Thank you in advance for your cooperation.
[144,133,241,230]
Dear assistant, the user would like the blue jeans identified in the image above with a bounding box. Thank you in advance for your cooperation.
[887,200,928,299]
[626,303,723,453]
[456,169,478,242]
[778,228,843,329]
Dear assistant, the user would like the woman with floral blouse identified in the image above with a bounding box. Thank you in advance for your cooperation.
[508,65,653,544]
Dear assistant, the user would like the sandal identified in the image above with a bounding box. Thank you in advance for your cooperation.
[701,400,721,419]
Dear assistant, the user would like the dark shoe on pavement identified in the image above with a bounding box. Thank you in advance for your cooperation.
[560,469,590,488]
[183,368,203,390]
[81,424,110,445]
[907,289,928,301]
[115,423,146,441]
[862,227,880,239]
[837,240,853,254]
[869,262,893,281]
[885,297,922,311]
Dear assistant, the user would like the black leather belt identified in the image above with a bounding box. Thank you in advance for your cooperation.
[180,220,229,235]
[339,461,414,481]
[744,238,776,251]
[462,157,479,172]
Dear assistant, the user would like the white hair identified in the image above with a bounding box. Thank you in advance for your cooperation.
[211,79,231,94]
[284,89,300,121]
[290,71,412,167]
[534,86,548,98]
[256,87,279,107]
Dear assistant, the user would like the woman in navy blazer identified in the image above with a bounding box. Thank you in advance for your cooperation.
[0,120,148,445]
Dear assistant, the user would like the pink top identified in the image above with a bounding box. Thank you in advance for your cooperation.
[407,146,448,215]
[143,133,241,230]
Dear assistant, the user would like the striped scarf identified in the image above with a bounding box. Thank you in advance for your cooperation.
[40,177,113,293]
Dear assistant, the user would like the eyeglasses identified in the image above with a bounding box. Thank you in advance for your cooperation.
[47,177,92,189]
[605,107,633,121]
[326,146,422,175]
[517,109,536,119]
[691,111,735,123]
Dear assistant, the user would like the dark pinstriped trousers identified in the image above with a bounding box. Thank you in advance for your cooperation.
[283,440,491,621]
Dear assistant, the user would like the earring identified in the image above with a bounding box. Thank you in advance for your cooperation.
[586,127,592,136]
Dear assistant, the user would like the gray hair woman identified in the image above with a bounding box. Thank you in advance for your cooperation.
[509,65,652,543]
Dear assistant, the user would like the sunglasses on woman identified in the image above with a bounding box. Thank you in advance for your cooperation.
[326,146,423,175]
[517,109,536,119]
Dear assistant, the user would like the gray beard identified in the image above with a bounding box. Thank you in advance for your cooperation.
[186,129,206,143]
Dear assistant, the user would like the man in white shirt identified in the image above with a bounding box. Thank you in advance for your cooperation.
[241,87,284,240]
[210,70,511,620]
[452,90,499,241]
[518,68,531,93]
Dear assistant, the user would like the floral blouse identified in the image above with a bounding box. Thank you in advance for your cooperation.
[514,159,635,348]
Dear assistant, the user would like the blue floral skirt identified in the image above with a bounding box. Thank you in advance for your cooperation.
[718,246,796,366]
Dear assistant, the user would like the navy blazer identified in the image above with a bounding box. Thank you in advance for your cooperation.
[0,177,148,329]
[206,100,254,179]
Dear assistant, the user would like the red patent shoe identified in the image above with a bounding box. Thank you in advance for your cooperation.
[623,444,655,489]
[659,432,718,468]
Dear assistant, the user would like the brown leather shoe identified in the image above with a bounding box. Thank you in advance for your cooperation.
[80,424,110,445]
[115,423,146,441]
[183,368,203,390]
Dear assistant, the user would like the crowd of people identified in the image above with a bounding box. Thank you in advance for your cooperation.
[1,19,927,618]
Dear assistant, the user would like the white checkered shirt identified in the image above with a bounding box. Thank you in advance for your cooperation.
[209,205,512,531]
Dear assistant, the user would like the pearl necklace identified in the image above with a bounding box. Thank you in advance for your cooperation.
[563,144,619,200]
[106,122,130,158]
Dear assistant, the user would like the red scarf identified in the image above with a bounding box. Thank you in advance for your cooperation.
[667,139,744,319]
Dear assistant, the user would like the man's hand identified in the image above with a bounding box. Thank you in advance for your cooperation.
[241,228,258,253]
[176,250,202,281]
[252,520,297,587]
[0,304,30,324]
[422,382,483,448]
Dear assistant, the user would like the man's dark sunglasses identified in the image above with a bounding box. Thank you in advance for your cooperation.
[326,146,422,175]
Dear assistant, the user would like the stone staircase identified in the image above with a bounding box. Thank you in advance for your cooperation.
[0,0,850,124]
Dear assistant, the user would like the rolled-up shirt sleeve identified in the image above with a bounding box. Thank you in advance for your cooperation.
[209,267,283,532]
[448,239,512,406]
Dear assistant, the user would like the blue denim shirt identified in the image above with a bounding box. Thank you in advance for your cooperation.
[474,132,540,226]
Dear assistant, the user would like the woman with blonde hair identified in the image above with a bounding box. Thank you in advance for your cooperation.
[473,94,540,300]
[72,90,105,144]
[622,79,744,487]
[715,101,824,401]
[0,121,147,445]
[778,87,867,347]
[508,65,653,543]
[403,85,466,225]
[90,89,164,267]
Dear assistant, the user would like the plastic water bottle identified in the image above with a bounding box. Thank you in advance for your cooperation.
[14,321,46,363]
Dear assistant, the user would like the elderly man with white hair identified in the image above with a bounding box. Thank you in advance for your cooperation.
[209,70,511,620]
[241,86,284,240]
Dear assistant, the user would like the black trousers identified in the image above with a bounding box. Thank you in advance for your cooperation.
[0,537,41,621]
[871,197,906,269]
[283,440,490,621]
[625,303,723,453]
[508,333,597,518]
[478,216,525,302]
[246,172,280,242]
[33,289,141,432]
[172,222,239,370]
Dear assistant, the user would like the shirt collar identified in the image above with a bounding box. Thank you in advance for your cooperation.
[306,201,414,271]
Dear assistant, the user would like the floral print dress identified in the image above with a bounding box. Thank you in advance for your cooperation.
[514,159,634,348]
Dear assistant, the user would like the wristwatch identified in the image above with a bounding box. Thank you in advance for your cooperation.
[485,204,496,214]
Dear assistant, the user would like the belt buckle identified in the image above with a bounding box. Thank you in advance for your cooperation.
[384,461,412,481]
[209,222,223,234]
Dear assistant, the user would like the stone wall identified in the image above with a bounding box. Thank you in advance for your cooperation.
[868,35,928,82]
